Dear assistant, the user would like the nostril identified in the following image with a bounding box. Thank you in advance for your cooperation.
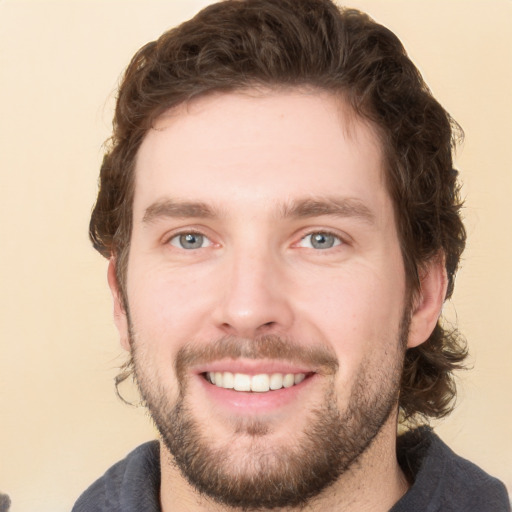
[258,321,280,333]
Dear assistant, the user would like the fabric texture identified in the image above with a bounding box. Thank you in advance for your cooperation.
[72,427,510,512]
[390,427,510,512]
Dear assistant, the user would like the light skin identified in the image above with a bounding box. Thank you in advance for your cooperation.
[108,89,447,511]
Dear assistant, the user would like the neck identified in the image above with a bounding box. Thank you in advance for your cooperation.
[159,415,409,512]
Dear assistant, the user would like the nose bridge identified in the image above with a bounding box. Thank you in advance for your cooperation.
[214,236,293,337]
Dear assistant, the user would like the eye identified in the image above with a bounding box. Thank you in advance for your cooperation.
[169,232,212,250]
[298,232,341,250]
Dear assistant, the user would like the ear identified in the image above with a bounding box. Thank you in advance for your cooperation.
[107,258,130,352]
[407,253,448,348]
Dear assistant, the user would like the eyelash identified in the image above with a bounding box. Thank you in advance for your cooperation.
[296,230,345,250]
[163,228,348,251]
[166,230,212,250]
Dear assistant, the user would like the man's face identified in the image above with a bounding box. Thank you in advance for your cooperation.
[115,90,411,508]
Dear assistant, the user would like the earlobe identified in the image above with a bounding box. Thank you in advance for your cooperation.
[107,259,130,352]
[407,253,448,349]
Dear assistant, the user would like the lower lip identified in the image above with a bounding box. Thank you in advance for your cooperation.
[197,374,314,415]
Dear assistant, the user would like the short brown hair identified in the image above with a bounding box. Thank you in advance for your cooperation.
[90,0,467,421]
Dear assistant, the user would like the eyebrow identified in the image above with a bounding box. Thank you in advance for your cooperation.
[142,196,375,225]
[143,200,218,223]
[280,196,376,224]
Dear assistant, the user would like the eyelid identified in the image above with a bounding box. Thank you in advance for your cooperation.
[162,226,216,247]
[293,227,351,248]
[299,232,341,249]
[160,225,350,250]
[169,233,212,249]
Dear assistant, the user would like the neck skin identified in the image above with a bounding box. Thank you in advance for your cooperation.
[159,412,409,512]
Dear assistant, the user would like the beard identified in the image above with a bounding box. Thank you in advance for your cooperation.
[130,317,409,511]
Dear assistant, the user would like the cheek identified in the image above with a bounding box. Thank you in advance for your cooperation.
[126,260,217,349]
[294,261,407,360]
[126,271,202,395]
[303,271,406,411]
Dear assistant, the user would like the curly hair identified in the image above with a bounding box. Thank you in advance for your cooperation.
[90,0,467,421]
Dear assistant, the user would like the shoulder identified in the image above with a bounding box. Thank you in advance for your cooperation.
[393,427,510,512]
[72,441,161,512]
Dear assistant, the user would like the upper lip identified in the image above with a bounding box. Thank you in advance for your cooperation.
[193,359,316,376]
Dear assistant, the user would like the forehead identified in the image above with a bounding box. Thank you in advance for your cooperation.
[133,89,389,218]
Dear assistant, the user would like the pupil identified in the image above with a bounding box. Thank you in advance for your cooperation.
[312,233,334,249]
[180,233,202,249]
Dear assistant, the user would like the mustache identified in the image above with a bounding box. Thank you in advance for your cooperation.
[174,334,339,380]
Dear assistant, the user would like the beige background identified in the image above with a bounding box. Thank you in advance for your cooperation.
[0,1,510,510]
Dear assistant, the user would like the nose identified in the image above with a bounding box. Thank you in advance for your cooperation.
[212,245,294,339]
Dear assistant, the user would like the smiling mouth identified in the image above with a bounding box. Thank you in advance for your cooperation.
[204,371,310,393]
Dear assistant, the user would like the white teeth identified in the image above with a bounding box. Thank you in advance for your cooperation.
[206,371,306,392]
[269,373,283,390]
[222,371,234,389]
[233,373,251,391]
[283,374,295,388]
[294,373,306,385]
[251,374,270,393]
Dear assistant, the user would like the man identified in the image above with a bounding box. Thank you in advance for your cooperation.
[73,0,510,510]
